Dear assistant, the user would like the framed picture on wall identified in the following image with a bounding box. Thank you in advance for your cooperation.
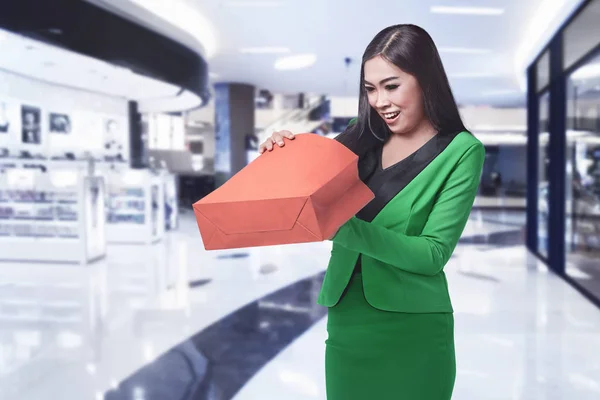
[49,113,71,134]
[104,117,124,161]
[0,99,21,153]
[0,101,10,134]
[21,105,41,144]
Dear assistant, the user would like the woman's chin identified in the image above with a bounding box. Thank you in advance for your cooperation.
[387,123,406,135]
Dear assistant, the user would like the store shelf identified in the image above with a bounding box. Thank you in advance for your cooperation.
[0,168,106,264]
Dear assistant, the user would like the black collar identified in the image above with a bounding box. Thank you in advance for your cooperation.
[356,131,461,222]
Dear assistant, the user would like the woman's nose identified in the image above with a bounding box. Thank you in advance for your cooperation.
[375,92,390,109]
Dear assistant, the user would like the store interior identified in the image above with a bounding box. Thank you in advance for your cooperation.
[0,0,599,399]
[0,25,186,265]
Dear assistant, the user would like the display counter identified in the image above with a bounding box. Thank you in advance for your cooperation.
[104,169,165,245]
[0,167,106,264]
[161,172,178,231]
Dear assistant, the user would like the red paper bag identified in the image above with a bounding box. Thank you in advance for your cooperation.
[193,133,374,250]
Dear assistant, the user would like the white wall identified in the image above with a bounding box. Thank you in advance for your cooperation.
[0,69,130,159]
[187,101,213,125]
[460,106,526,131]
[328,96,527,131]
[190,94,528,134]
[186,93,304,131]
[330,96,359,118]
[256,107,290,130]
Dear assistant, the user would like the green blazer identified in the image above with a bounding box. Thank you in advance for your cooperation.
[317,130,485,313]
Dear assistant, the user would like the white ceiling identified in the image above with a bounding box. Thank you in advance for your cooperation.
[1,0,590,111]
[0,28,182,100]
[185,0,586,107]
[0,27,203,113]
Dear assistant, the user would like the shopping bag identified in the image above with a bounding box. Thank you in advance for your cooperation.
[193,133,374,250]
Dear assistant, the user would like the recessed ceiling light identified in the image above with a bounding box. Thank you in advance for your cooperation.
[225,1,284,6]
[274,54,316,70]
[240,47,291,54]
[431,6,504,15]
[438,47,492,55]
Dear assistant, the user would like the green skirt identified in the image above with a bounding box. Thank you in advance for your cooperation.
[325,273,456,400]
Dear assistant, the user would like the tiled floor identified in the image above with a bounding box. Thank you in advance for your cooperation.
[0,209,599,400]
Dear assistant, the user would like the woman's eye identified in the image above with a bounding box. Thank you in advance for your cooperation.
[385,84,399,91]
[364,86,375,93]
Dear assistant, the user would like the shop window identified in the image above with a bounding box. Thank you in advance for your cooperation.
[565,51,600,299]
[563,0,600,70]
[537,50,551,92]
[538,91,551,258]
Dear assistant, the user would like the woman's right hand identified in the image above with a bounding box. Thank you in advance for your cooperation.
[258,130,295,154]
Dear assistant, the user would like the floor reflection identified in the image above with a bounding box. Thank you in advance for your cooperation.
[105,273,327,400]
[1,209,600,400]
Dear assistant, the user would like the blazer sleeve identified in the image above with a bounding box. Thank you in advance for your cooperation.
[331,142,485,276]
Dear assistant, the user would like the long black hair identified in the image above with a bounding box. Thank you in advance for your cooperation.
[337,24,466,157]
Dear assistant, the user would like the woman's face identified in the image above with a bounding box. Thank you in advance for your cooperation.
[363,55,427,135]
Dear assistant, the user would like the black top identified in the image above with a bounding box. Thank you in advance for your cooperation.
[352,131,460,274]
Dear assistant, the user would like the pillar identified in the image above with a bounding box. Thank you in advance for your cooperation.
[128,101,148,168]
[213,83,255,187]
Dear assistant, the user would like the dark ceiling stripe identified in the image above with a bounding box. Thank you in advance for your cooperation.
[0,0,210,105]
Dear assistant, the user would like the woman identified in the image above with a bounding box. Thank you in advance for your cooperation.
[259,24,484,400]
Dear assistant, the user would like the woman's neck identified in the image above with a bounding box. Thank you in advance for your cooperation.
[387,119,437,147]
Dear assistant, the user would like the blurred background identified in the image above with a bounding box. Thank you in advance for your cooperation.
[0,0,599,399]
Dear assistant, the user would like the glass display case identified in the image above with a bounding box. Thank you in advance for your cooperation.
[104,168,165,245]
[0,164,106,264]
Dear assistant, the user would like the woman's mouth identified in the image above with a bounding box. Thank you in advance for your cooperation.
[382,111,400,123]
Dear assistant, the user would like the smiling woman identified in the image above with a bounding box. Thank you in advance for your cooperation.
[339,24,466,154]
[261,23,485,400]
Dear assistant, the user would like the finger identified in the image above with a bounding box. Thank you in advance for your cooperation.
[272,133,285,147]
[266,140,274,151]
[258,141,268,153]
[280,130,295,140]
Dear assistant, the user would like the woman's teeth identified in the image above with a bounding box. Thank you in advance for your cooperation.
[383,112,400,120]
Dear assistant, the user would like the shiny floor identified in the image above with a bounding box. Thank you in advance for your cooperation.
[0,209,599,399]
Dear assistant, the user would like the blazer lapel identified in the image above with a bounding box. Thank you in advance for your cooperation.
[357,130,461,223]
